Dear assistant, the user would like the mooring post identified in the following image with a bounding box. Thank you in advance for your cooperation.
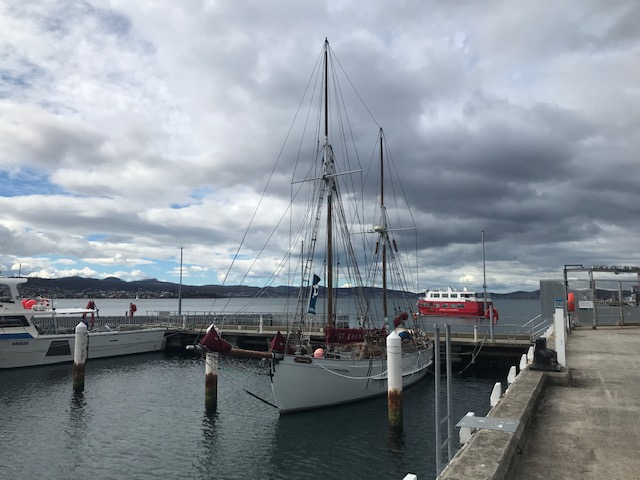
[73,321,88,392]
[387,331,403,429]
[205,351,219,411]
[554,299,567,366]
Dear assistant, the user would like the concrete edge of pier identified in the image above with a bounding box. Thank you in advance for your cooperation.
[437,367,571,480]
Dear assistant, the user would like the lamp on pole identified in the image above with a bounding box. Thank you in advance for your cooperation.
[178,247,183,317]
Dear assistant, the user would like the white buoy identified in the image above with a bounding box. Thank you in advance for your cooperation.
[507,365,517,385]
[387,331,403,429]
[73,321,88,392]
[490,382,502,407]
[259,314,264,333]
[402,475,418,480]
[473,325,478,342]
[459,412,476,444]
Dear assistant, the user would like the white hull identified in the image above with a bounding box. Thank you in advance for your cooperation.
[270,343,433,414]
[0,328,166,369]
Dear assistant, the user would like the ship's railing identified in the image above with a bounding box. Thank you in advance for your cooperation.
[35,311,300,333]
[420,314,550,343]
[36,311,550,344]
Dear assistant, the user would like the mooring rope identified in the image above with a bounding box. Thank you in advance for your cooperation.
[312,346,427,381]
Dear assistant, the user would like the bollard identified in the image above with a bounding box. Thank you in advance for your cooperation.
[519,353,527,371]
[554,303,567,366]
[507,365,517,385]
[490,382,502,407]
[459,412,476,444]
[387,331,403,429]
[527,345,534,362]
[205,351,219,412]
[73,322,88,392]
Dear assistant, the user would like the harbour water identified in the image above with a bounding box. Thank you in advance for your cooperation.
[1,299,541,480]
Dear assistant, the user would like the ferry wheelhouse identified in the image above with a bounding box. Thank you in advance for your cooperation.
[416,286,498,321]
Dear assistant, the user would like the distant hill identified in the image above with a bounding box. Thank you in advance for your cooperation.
[492,290,540,300]
[15,276,541,300]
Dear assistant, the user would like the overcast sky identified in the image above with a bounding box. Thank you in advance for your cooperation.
[1,0,639,293]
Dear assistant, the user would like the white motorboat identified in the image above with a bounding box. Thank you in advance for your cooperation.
[0,277,166,369]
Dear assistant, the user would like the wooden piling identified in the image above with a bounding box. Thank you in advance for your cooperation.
[387,331,403,429]
[73,322,88,392]
[205,352,219,411]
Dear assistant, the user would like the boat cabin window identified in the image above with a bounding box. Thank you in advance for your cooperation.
[461,293,472,298]
[451,293,458,298]
[0,284,15,304]
[432,293,440,298]
[0,315,30,328]
[441,294,449,298]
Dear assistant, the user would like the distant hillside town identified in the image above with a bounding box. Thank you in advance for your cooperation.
[15,276,541,300]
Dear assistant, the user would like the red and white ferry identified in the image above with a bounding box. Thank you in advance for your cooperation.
[416,286,498,321]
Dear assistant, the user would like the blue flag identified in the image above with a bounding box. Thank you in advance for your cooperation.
[307,274,321,315]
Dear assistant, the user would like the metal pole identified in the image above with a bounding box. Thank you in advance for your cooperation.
[434,325,441,475]
[618,281,625,326]
[178,247,183,317]
[482,231,493,341]
[563,266,570,332]
[590,270,597,329]
[446,324,453,461]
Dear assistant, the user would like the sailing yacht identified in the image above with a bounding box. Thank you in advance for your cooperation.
[196,39,433,413]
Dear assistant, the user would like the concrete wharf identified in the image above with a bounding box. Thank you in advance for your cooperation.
[437,324,640,479]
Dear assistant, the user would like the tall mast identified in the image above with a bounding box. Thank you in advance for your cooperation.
[324,38,334,328]
[380,130,388,319]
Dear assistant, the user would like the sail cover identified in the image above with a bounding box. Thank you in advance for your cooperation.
[198,326,233,354]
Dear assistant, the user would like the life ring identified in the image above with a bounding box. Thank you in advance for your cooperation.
[22,299,37,309]
[485,307,499,323]
[567,292,575,312]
